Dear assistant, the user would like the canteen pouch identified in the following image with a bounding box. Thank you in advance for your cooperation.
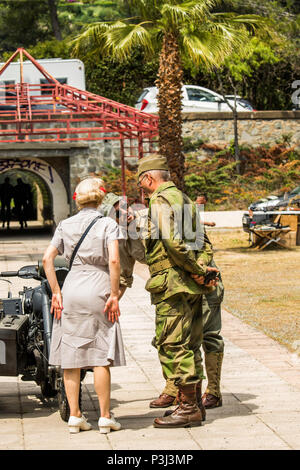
[145,272,168,294]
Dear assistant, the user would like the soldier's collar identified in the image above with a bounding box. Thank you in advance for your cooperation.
[151,181,176,198]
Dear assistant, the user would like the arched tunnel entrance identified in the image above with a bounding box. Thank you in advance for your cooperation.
[0,157,69,232]
[0,169,52,230]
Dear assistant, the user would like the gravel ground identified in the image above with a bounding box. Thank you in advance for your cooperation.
[209,228,300,355]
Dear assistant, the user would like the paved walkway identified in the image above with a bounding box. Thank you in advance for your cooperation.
[0,232,300,450]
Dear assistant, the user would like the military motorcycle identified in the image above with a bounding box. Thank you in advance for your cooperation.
[0,260,84,421]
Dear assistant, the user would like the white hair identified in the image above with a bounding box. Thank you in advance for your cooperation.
[147,169,171,181]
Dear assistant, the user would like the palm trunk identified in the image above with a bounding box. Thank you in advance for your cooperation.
[156,32,185,190]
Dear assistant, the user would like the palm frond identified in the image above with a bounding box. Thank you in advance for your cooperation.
[181,30,230,69]
[71,22,112,56]
[212,12,270,33]
[160,0,218,30]
[105,22,155,60]
[180,11,259,70]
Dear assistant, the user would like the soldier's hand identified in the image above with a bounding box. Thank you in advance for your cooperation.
[191,267,219,287]
[205,267,220,287]
[205,221,216,227]
[191,274,205,285]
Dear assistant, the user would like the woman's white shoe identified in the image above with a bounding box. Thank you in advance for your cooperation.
[98,412,121,433]
[68,415,92,434]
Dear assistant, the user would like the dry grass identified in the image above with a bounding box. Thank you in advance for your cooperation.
[208,228,300,354]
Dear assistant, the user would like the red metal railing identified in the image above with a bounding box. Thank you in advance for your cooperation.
[0,48,159,145]
[0,48,159,194]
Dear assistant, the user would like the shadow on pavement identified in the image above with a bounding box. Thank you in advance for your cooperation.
[0,381,58,419]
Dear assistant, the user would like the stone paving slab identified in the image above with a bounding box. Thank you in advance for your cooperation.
[0,235,300,450]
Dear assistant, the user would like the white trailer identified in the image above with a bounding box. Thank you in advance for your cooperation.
[0,58,86,91]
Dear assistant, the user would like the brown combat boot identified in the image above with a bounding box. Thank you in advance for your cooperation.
[153,384,203,428]
[163,381,206,421]
[202,352,223,409]
[202,393,222,408]
[149,393,177,408]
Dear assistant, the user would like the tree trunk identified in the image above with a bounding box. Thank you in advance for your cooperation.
[233,105,241,175]
[156,32,185,190]
[48,0,62,41]
[215,70,241,175]
[229,79,241,175]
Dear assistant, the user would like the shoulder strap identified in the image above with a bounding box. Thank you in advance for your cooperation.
[69,215,102,270]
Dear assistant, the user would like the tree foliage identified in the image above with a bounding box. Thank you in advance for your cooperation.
[0,0,298,112]
[71,0,268,187]
[184,141,300,209]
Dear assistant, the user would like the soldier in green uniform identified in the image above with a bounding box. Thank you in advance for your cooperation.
[156,190,224,410]
[200,273,224,408]
[102,188,224,412]
[136,154,218,428]
[157,266,224,411]
[195,193,224,408]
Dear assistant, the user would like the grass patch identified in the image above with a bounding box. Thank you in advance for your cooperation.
[210,228,300,355]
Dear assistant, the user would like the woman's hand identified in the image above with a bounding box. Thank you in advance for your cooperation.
[104,295,120,323]
[51,291,63,320]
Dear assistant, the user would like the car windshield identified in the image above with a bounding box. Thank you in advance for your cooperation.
[289,185,300,195]
[136,90,149,103]
[186,88,218,102]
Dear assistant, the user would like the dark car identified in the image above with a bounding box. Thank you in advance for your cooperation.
[249,185,300,212]
[242,185,300,233]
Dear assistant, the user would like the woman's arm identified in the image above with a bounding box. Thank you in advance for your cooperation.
[42,244,63,320]
[104,239,121,323]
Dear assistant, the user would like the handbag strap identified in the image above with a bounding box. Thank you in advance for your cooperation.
[69,215,102,270]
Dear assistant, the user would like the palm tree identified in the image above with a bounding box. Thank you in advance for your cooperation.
[72,0,266,189]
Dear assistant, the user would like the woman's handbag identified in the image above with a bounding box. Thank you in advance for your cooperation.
[69,215,102,270]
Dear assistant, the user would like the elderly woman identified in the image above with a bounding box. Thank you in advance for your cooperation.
[42,177,126,434]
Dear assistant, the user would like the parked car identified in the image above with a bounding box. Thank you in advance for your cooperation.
[249,185,300,212]
[242,185,300,234]
[224,95,256,111]
[135,85,255,113]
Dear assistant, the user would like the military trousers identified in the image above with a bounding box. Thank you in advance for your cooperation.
[202,280,224,354]
[154,292,205,387]
[163,280,224,398]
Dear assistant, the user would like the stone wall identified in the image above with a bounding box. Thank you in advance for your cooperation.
[0,110,298,221]
[182,110,300,148]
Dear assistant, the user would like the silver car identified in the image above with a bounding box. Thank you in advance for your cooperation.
[135,85,254,113]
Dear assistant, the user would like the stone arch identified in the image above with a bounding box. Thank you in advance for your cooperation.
[0,157,69,225]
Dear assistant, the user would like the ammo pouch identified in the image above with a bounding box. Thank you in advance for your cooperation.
[145,272,168,294]
[145,258,175,294]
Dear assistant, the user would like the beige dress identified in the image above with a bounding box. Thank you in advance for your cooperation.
[49,207,126,369]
